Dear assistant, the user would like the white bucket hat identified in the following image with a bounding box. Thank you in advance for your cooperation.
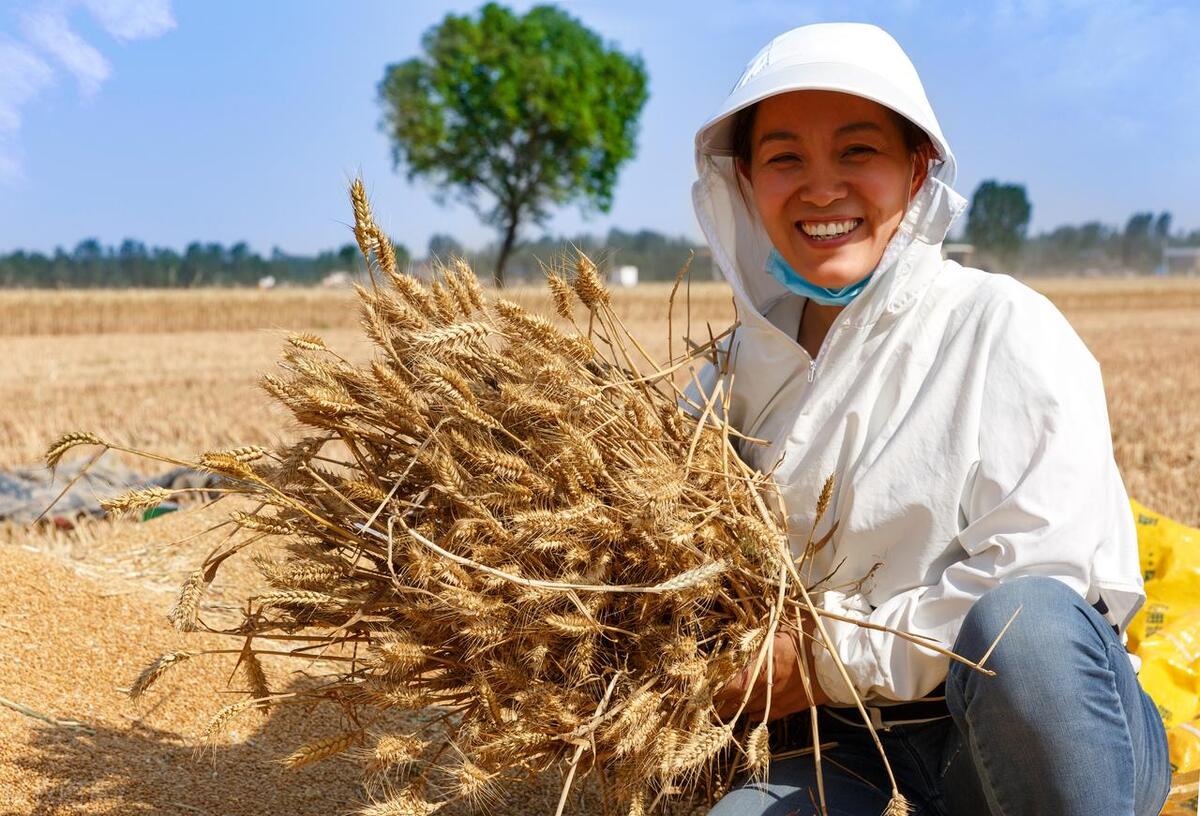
[695,22,957,186]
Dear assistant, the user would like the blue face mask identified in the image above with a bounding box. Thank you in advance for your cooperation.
[764,249,874,306]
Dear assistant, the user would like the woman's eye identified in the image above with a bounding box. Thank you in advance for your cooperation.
[766,153,800,165]
[844,145,877,157]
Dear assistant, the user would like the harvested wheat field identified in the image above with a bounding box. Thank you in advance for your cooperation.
[1,276,1198,814]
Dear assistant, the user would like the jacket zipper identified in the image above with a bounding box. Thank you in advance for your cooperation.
[805,320,843,383]
[746,316,844,441]
[800,297,856,386]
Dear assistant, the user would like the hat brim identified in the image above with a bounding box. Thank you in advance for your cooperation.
[695,60,951,182]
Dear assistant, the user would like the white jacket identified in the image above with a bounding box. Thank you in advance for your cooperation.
[690,23,1143,705]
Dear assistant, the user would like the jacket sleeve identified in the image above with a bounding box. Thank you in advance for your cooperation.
[678,332,736,422]
[811,290,1132,704]
[680,359,722,419]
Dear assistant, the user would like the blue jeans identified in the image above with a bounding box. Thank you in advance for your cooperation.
[709,577,1171,815]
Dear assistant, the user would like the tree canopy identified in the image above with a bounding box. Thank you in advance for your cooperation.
[966,180,1032,265]
[378,3,649,286]
[427,233,464,260]
[0,239,409,288]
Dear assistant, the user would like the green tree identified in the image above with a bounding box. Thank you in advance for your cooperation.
[1154,212,1172,241]
[966,181,1032,265]
[154,247,181,286]
[378,3,648,286]
[1122,212,1155,268]
[117,239,148,286]
[427,233,464,260]
[73,239,104,286]
[337,243,360,274]
[229,241,253,284]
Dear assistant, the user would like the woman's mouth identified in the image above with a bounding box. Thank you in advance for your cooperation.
[796,218,863,248]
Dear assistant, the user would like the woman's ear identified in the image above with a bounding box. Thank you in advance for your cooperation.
[910,159,927,200]
[909,142,936,199]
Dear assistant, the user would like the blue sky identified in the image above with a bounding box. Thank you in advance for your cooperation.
[1,0,1197,257]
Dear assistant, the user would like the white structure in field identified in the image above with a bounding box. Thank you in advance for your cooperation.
[1164,247,1200,275]
[942,243,975,267]
[616,265,639,287]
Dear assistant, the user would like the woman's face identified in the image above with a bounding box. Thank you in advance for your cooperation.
[739,90,928,289]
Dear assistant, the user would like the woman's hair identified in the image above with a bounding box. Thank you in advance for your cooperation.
[731,101,938,168]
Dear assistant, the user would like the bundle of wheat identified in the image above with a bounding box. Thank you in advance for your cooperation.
[48,182,985,816]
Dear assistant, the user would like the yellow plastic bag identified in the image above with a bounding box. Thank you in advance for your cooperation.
[1128,500,1200,653]
[1169,721,1200,775]
[1127,502,1200,814]
[1137,610,1200,731]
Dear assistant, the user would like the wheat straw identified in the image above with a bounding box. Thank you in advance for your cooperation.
[112,178,997,816]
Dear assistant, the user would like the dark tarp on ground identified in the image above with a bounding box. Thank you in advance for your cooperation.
[0,460,218,525]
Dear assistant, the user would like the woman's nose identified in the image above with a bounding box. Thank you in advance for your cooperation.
[796,165,847,208]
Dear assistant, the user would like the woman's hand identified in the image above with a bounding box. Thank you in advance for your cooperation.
[713,614,828,721]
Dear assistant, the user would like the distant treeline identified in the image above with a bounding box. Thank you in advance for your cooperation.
[0,228,706,288]
[0,239,396,288]
[1020,212,1200,275]
[451,228,711,284]
[2,218,1197,288]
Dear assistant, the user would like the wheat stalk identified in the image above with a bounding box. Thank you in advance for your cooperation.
[649,560,726,592]
[167,568,206,632]
[360,787,443,816]
[108,178,998,816]
[129,651,192,700]
[288,332,328,351]
[45,430,105,469]
[101,485,173,516]
[884,793,915,815]
[744,722,771,778]
[283,731,361,769]
[204,699,256,743]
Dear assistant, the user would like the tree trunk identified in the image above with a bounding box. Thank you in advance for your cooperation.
[494,212,520,288]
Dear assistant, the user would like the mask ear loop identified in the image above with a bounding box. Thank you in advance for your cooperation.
[872,157,925,286]
[904,157,916,213]
[896,154,929,239]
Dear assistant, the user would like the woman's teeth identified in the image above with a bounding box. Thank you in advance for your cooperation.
[800,219,861,240]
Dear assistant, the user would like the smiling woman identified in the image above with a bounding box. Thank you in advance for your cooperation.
[690,21,1172,816]
[732,91,937,294]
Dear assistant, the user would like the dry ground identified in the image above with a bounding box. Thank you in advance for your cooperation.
[0,277,1197,814]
